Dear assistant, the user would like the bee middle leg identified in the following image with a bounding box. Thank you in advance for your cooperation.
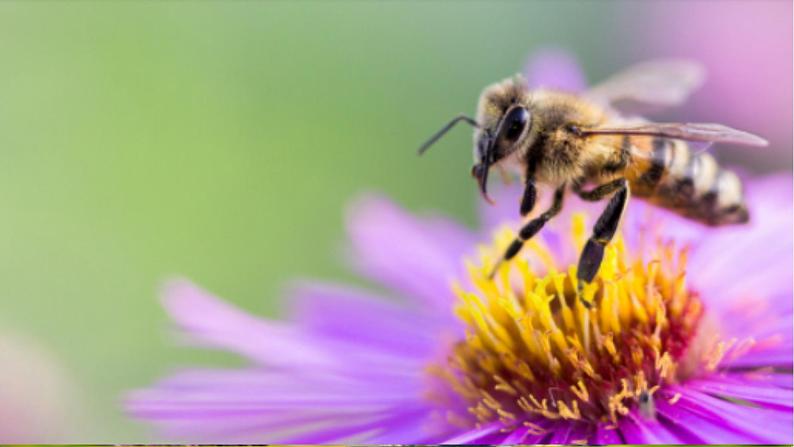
[575,178,630,306]
[489,184,566,278]
[572,178,626,201]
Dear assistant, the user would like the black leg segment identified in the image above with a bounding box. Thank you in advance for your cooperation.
[520,178,537,217]
[576,179,629,303]
[489,184,566,278]
[573,178,626,202]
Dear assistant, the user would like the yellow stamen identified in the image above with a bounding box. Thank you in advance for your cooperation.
[431,213,713,426]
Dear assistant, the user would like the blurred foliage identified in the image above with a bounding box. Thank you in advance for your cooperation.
[0,1,787,440]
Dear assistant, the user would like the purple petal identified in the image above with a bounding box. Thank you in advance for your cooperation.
[345,194,475,315]
[524,422,557,443]
[162,280,338,368]
[723,335,791,370]
[440,421,505,444]
[163,410,424,443]
[711,293,792,371]
[545,421,591,444]
[620,411,690,444]
[658,386,793,444]
[500,426,532,444]
[725,371,793,389]
[689,176,793,307]
[139,280,443,443]
[132,368,420,407]
[286,280,446,358]
[724,348,793,370]
[654,398,745,443]
[496,419,555,444]
[127,367,432,443]
[283,406,431,444]
[162,280,427,376]
[524,48,587,92]
[690,218,792,306]
[687,376,793,409]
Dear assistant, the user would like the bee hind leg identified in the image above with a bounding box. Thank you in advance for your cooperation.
[575,179,630,307]
[489,184,566,279]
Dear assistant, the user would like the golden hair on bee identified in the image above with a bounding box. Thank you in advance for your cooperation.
[475,76,619,187]
[418,60,767,305]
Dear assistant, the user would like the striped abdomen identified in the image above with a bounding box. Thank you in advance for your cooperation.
[627,137,749,226]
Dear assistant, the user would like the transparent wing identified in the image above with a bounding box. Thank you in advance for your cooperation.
[585,60,705,108]
[580,122,768,147]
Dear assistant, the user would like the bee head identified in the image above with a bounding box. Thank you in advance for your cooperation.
[472,77,532,202]
[471,105,531,203]
[417,76,531,204]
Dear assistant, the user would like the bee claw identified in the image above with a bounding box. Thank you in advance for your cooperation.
[577,280,594,308]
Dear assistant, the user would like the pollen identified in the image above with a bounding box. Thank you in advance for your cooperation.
[431,214,708,428]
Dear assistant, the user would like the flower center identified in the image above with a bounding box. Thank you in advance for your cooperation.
[429,214,713,430]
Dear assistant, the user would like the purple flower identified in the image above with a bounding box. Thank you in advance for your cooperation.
[126,55,793,444]
[524,47,587,93]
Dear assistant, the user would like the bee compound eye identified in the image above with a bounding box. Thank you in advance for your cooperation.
[503,107,529,141]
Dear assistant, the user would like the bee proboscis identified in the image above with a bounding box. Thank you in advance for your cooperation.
[418,60,767,306]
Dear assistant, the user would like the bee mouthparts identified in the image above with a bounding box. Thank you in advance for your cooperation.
[472,163,495,205]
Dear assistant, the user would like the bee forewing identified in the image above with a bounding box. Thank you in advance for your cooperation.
[585,59,705,108]
[583,122,769,147]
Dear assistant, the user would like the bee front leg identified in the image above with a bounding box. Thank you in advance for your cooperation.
[489,184,565,279]
[575,179,630,307]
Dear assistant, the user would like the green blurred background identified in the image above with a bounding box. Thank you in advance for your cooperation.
[0,1,789,441]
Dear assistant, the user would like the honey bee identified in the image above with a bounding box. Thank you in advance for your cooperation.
[418,60,767,304]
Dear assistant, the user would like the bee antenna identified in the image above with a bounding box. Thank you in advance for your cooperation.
[417,114,480,155]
